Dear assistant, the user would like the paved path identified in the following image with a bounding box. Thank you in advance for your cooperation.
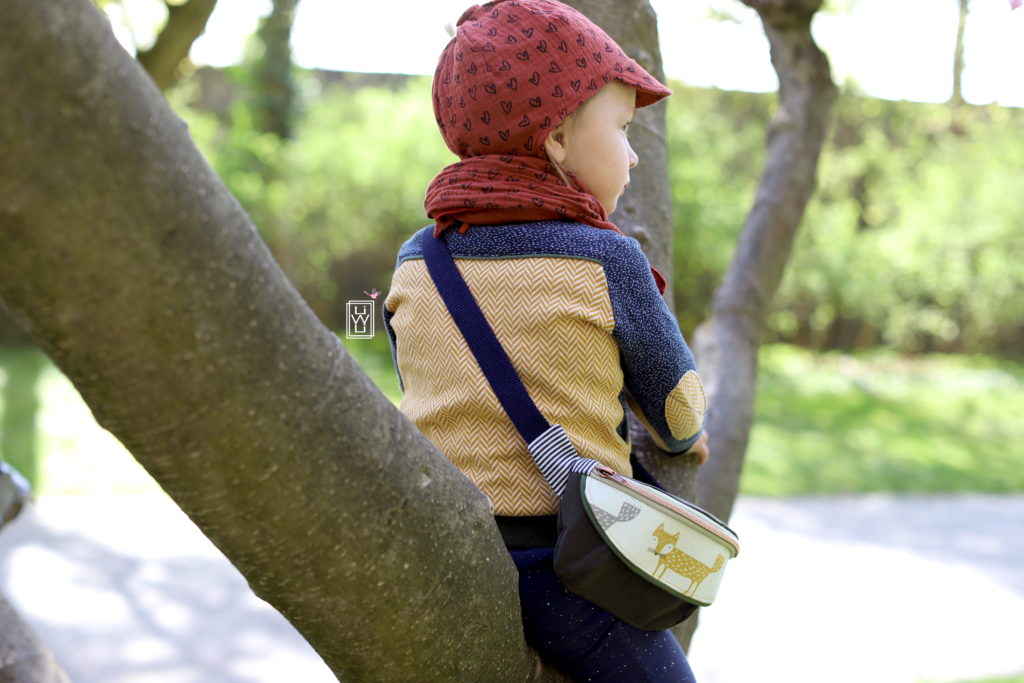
[1,493,1022,683]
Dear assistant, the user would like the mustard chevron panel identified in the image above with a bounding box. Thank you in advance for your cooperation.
[386,256,629,515]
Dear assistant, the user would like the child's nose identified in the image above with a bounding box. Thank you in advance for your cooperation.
[628,143,639,169]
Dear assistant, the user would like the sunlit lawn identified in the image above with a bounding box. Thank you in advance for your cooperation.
[743,345,1024,495]
[1,343,1021,497]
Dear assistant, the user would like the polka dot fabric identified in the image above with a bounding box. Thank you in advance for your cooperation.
[424,0,671,293]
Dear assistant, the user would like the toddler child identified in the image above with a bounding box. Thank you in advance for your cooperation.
[384,1,709,680]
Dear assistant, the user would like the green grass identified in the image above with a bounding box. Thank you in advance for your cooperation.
[2,343,1023,497]
[742,344,1024,496]
[344,340,402,404]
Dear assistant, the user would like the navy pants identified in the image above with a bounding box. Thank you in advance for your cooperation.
[511,547,697,683]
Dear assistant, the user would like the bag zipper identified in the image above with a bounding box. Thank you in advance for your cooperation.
[592,466,740,555]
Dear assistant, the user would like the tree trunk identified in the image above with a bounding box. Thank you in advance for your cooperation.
[951,0,969,106]
[0,594,68,683]
[694,0,836,523]
[136,0,219,91]
[565,0,697,514]
[1,1,562,679]
[565,0,704,649]
[252,0,299,139]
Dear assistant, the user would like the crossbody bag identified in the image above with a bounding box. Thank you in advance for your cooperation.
[421,231,739,630]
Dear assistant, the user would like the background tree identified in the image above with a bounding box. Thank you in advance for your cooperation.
[952,0,969,107]
[694,0,836,521]
[571,0,837,649]
[565,0,705,647]
[134,0,219,91]
[563,0,701,530]
[251,0,300,139]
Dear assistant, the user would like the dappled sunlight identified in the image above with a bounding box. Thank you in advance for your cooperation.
[0,496,335,683]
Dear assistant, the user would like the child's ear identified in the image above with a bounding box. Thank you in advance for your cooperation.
[545,127,569,164]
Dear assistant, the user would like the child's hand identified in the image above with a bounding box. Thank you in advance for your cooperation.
[687,431,710,466]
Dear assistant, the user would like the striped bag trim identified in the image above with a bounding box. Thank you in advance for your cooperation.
[528,424,601,497]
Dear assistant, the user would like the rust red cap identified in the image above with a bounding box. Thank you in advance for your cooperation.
[433,0,672,159]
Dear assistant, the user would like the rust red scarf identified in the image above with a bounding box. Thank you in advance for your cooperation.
[425,153,611,234]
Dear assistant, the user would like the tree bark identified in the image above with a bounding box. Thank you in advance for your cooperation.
[0,594,68,683]
[694,0,836,522]
[136,0,218,91]
[0,1,558,680]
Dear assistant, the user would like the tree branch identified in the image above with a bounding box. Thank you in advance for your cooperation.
[0,593,68,683]
[695,1,836,522]
[136,0,218,91]
[563,0,697,499]
[0,1,541,679]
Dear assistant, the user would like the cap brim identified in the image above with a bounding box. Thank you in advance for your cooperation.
[617,57,672,108]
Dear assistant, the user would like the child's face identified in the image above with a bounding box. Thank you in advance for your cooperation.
[548,81,639,215]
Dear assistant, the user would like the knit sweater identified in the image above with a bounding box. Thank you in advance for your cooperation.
[383,221,706,516]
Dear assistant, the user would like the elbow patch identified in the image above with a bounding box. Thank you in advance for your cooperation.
[665,370,707,440]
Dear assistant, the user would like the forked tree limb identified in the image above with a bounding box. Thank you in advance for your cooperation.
[136,0,218,91]
[695,0,836,522]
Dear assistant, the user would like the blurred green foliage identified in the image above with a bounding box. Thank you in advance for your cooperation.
[743,345,1024,496]
[171,72,454,346]
[168,70,1024,358]
[0,348,44,485]
[777,94,1024,356]
[667,86,768,334]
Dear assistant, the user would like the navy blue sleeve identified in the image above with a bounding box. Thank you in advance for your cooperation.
[604,237,706,454]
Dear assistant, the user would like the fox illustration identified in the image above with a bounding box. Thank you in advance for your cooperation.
[651,523,724,597]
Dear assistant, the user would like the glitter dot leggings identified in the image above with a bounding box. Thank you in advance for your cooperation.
[511,547,697,683]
